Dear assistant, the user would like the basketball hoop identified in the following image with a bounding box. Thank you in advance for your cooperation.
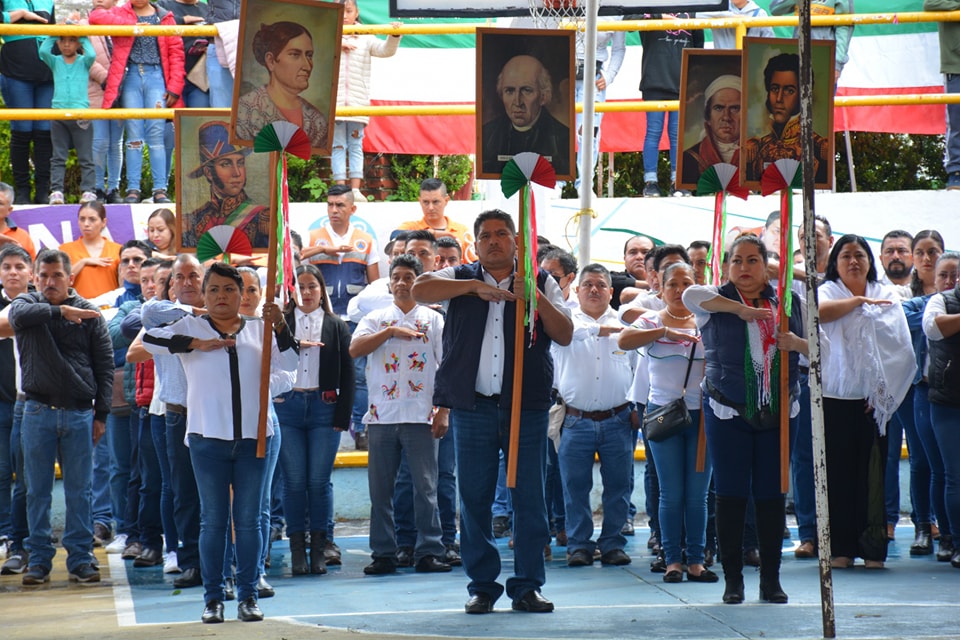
[529,0,586,42]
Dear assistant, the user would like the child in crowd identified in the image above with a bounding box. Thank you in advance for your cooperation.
[334,0,401,201]
[39,30,97,205]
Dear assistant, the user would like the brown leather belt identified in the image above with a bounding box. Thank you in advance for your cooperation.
[167,403,187,415]
[565,402,631,422]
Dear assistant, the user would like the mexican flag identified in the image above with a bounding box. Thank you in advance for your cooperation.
[357,0,943,155]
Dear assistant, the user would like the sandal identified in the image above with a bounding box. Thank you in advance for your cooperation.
[124,189,141,204]
[153,190,172,204]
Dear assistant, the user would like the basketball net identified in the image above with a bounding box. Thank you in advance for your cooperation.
[528,0,586,46]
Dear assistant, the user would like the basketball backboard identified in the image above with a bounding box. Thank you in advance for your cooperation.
[390,1,728,18]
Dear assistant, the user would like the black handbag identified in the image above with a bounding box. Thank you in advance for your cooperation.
[643,337,697,443]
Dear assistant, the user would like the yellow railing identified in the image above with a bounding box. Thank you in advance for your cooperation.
[1,11,958,121]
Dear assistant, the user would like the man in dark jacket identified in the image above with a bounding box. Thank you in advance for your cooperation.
[8,249,113,585]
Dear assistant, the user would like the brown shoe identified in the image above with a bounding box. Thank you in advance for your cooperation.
[794,541,816,559]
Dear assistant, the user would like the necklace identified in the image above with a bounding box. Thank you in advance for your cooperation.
[664,309,694,321]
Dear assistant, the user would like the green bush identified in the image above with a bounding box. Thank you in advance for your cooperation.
[388,154,473,201]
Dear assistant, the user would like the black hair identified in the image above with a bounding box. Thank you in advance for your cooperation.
[390,253,423,277]
[78,200,107,222]
[419,177,447,196]
[36,248,72,274]
[327,183,354,202]
[763,53,801,117]
[542,248,578,276]
[536,244,557,263]
[910,229,946,296]
[579,262,611,284]
[289,229,303,251]
[295,264,333,314]
[436,236,462,256]
[765,210,780,228]
[473,209,515,238]
[687,240,711,252]
[140,257,163,270]
[824,234,878,284]
[0,244,32,266]
[122,239,153,257]
[623,234,653,256]
[881,229,913,246]
[404,229,438,248]
[202,261,243,292]
[653,244,691,273]
[729,233,768,264]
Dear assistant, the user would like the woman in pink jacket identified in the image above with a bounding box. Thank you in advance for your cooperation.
[89,0,184,204]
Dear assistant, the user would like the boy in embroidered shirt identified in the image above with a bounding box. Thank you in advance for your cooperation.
[39,31,97,205]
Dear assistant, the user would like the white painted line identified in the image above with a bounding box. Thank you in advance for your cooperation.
[108,553,137,627]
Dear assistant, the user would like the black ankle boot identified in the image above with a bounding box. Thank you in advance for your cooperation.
[289,531,309,575]
[309,530,328,575]
[938,534,955,562]
[755,497,788,604]
[910,523,933,556]
[716,495,747,604]
[9,131,33,203]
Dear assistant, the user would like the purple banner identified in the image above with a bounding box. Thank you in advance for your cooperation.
[10,204,139,252]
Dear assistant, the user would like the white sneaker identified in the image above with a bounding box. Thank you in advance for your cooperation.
[163,551,181,574]
[352,188,366,202]
[79,191,98,204]
[105,533,128,554]
[48,191,65,205]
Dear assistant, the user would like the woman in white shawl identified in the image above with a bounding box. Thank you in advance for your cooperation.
[819,234,916,569]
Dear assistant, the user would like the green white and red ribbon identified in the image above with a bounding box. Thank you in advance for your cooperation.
[196,225,253,263]
[761,159,802,317]
[500,152,556,341]
[254,121,312,307]
[696,163,749,286]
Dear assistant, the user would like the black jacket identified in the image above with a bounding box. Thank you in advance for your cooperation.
[8,290,114,421]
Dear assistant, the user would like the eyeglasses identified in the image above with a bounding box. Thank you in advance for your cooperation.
[120,257,145,266]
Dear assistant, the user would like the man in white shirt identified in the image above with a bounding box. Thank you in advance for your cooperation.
[554,264,636,567]
[351,254,449,575]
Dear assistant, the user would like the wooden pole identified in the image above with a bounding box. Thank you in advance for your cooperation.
[506,185,528,488]
[256,151,281,459]
[798,0,836,636]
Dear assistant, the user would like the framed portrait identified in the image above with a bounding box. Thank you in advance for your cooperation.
[739,37,836,190]
[176,109,273,252]
[476,27,575,181]
[231,0,344,156]
[677,49,742,192]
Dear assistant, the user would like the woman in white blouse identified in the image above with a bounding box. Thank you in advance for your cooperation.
[619,262,714,584]
[275,264,355,576]
[819,234,915,570]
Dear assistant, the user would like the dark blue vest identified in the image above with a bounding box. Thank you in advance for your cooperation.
[927,288,960,406]
[701,281,802,405]
[433,262,554,411]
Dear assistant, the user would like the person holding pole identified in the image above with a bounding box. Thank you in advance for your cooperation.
[412,209,572,615]
[143,262,297,624]
[682,234,804,605]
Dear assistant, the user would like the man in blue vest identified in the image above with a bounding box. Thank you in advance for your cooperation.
[413,209,572,614]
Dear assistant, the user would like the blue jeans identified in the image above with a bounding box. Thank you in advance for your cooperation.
[886,394,906,524]
[93,118,124,193]
[351,355,368,437]
[22,402,95,572]
[0,400,13,539]
[945,73,960,174]
[791,375,818,541]
[331,121,365,181]
[917,384,948,528]
[646,407,712,566]
[574,75,606,191]
[206,42,235,108]
[259,412,281,575]
[275,390,340,536]
[165,410,200,570]
[150,411,177,553]
[704,401,788,501]
[899,386,933,524]
[106,409,134,537]
[642,110,678,182]
[120,63,168,193]
[91,435,112,529]
[8,400,27,550]
[452,398,549,602]
[558,408,633,555]
[182,79,210,108]
[188,435,267,605]
[929,402,960,539]
[492,451,513,520]
[0,75,52,133]
[137,408,163,552]
[368,424,443,560]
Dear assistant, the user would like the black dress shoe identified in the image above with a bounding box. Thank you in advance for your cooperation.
[512,590,554,613]
[566,548,593,567]
[649,553,667,573]
[686,568,719,583]
[237,596,264,622]
[224,577,236,601]
[257,575,275,598]
[133,547,163,568]
[621,519,635,536]
[415,555,452,573]
[600,548,632,566]
[465,592,495,614]
[173,567,202,588]
[723,578,745,604]
[444,544,462,566]
[364,557,398,575]
[201,600,224,624]
[395,546,415,568]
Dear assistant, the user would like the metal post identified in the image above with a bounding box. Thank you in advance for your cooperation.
[798,1,836,637]
[844,130,858,192]
[577,0,599,266]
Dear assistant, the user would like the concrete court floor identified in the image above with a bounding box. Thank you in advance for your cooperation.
[1,523,957,640]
